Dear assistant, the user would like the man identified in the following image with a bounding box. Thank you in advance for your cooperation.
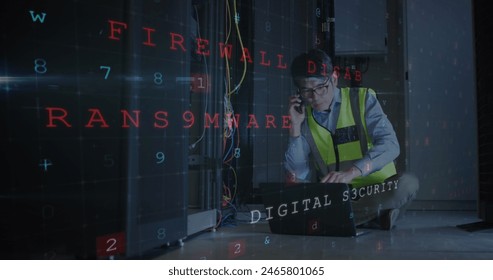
[285,49,419,230]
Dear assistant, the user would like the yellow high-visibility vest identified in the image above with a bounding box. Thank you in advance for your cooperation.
[305,87,397,188]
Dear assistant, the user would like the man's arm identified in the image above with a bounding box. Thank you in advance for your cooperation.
[284,95,311,182]
[353,89,400,176]
[284,136,311,182]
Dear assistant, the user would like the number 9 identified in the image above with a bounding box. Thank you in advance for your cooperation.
[156,152,165,164]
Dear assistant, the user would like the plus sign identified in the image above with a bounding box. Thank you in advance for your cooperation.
[39,159,53,171]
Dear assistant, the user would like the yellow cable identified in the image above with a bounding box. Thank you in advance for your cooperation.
[228,0,248,96]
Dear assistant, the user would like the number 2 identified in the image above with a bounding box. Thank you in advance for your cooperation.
[234,243,241,254]
[106,238,117,252]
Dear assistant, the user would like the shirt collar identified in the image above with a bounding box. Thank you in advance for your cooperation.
[331,87,341,111]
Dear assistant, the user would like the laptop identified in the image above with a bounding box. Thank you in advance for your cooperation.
[258,182,366,237]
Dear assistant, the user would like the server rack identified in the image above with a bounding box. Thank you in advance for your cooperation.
[0,0,196,259]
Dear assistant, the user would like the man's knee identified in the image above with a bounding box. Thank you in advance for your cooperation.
[398,173,420,196]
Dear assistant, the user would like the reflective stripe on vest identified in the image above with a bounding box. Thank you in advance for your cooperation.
[306,87,397,188]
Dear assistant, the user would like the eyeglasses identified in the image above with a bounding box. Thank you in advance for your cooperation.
[297,79,330,98]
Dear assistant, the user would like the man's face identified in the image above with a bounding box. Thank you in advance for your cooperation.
[295,77,334,112]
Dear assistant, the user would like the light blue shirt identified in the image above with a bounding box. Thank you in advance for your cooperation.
[284,87,400,181]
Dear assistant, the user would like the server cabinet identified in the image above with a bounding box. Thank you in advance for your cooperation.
[186,0,223,238]
[334,0,388,56]
[0,0,190,259]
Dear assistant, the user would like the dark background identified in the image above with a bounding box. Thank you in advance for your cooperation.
[0,0,491,259]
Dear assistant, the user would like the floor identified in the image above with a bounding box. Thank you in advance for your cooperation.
[152,210,493,260]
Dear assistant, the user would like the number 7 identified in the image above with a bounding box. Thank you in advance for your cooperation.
[100,66,111,79]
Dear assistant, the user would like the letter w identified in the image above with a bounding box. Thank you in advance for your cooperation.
[218,43,232,59]
[29,10,47,23]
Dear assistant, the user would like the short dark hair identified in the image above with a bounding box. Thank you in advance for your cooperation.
[290,49,333,80]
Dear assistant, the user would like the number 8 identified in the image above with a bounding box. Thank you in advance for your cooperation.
[154,72,163,85]
[34,58,47,74]
[157,228,166,240]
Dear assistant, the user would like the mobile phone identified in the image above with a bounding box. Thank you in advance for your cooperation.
[295,95,304,114]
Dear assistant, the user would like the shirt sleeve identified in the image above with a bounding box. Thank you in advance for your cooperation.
[352,89,400,176]
[284,135,311,181]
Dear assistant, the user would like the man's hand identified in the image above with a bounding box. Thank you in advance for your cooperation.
[320,166,362,184]
[288,95,305,137]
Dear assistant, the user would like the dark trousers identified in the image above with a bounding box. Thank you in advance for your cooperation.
[351,172,420,226]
